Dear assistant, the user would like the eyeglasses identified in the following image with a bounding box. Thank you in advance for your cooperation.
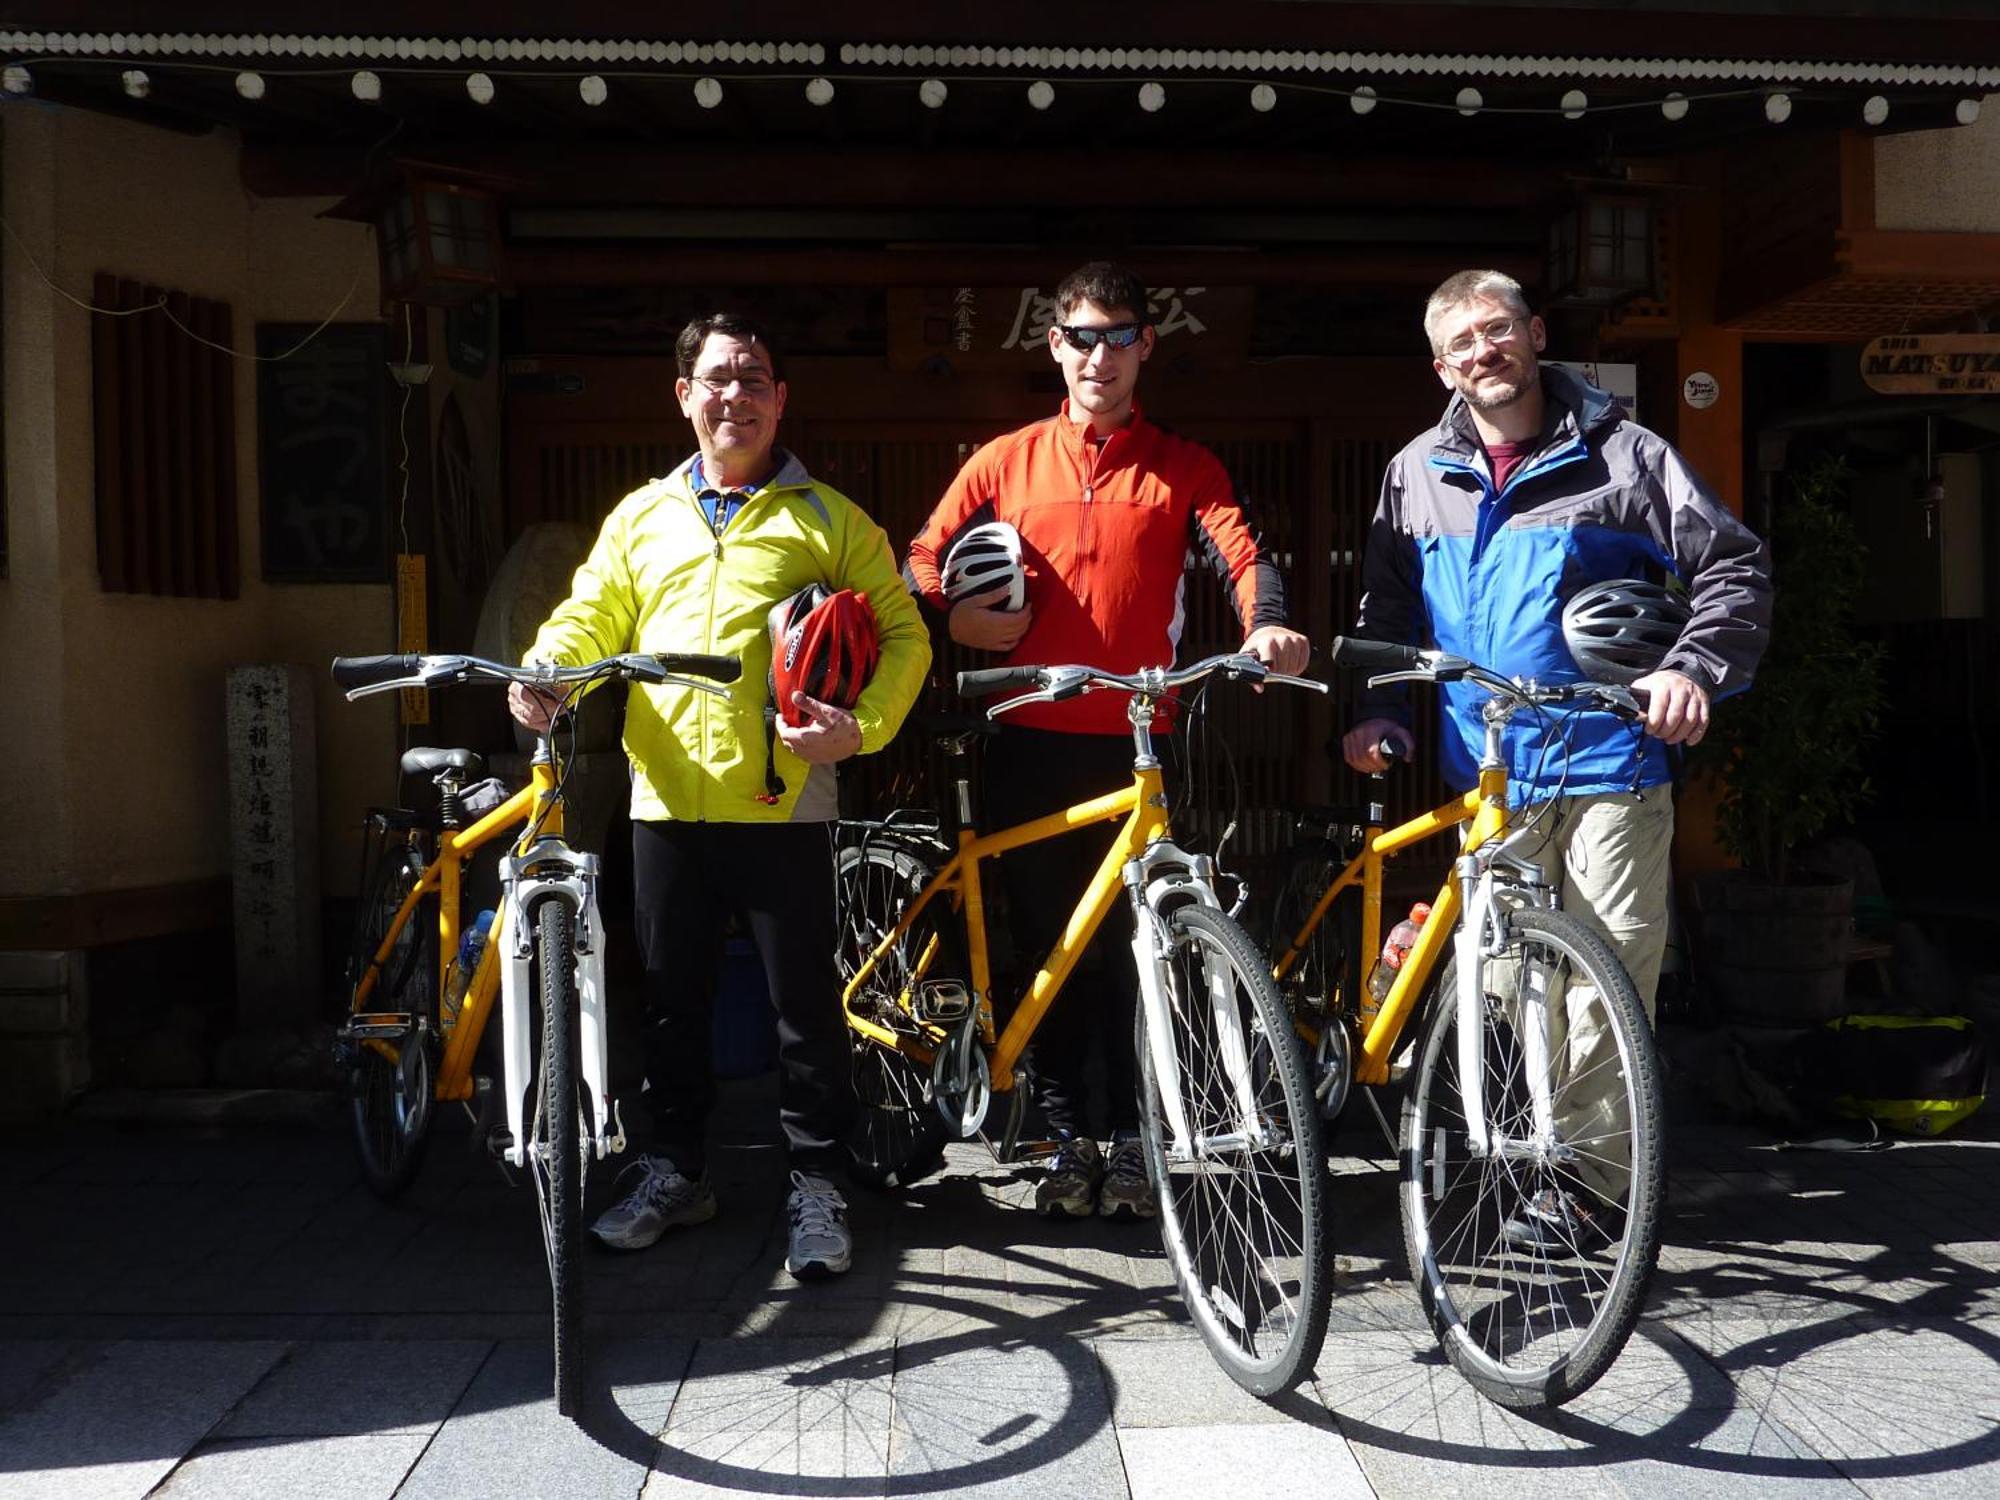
[690,372,777,398]
[1442,318,1523,361]
[1057,322,1145,353]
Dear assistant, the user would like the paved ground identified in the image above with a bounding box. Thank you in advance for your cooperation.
[4,1067,1999,1499]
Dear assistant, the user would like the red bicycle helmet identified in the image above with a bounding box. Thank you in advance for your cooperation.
[766,584,880,727]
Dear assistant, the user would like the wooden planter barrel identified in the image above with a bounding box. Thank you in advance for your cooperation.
[1699,873,1854,1023]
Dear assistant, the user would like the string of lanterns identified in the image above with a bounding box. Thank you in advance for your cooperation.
[0,55,1985,128]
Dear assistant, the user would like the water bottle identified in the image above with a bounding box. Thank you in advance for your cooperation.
[443,908,496,1030]
[1362,902,1433,1023]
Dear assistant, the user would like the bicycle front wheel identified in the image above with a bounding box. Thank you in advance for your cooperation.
[1135,903,1330,1397]
[834,842,952,1189]
[345,834,438,1198]
[1399,905,1664,1409]
[529,897,585,1418]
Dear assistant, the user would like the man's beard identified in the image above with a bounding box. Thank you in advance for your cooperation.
[1459,367,1536,412]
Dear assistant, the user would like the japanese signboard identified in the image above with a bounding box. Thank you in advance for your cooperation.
[256,323,391,581]
[889,285,1252,372]
[226,664,320,1027]
[1860,335,2000,396]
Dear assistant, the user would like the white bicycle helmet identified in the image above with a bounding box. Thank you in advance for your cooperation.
[941,520,1026,612]
[1561,577,1692,684]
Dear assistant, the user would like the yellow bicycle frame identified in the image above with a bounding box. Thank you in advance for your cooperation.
[842,760,1170,1093]
[1270,762,1512,1085]
[347,759,566,1103]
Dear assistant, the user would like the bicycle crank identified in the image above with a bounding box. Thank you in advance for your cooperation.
[931,1015,991,1137]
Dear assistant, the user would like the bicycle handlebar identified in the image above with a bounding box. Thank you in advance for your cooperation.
[330,651,741,700]
[1326,636,1645,718]
[956,652,1329,715]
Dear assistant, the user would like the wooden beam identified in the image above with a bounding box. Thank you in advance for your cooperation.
[243,143,1564,209]
[505,244,1541,289]
[0,878,232,950]
[33,1,2000,65]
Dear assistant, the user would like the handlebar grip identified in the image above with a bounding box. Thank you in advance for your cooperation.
[1328,637,1424,673]
[654,652,742,684]
[331,654,422,690]
[957,666,1045,698]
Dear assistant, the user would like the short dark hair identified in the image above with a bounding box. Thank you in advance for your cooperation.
[675,312,784,381]
[1053,261,1151,324]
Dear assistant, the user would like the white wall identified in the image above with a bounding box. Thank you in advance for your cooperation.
[1875,95,2000,233]
[1,101,395,903]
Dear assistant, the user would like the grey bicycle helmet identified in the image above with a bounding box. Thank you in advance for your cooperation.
[1560,578,1692,684]
[941,520,1026,612]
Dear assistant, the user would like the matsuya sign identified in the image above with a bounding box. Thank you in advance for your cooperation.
[1860,335,2000,396]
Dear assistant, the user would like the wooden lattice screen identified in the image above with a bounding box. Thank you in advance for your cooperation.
[506,403,1449,888]
[90,274,239,598]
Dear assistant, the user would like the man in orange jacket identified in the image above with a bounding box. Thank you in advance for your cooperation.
[906,261,1308,1220]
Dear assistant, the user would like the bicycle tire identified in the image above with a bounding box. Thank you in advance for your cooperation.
[345,837,439,1198]
[1135,903,1331,1397]
[1399,904,1664,1409]
[1271,850,1362,1122]
[530,897,585,1418]
[834,842,952,1190]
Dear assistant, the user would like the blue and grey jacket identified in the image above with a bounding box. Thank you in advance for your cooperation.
[1356,363,1771,803]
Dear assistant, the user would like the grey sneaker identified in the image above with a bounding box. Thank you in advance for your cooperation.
[785,1170,852,1279]
[1098,1137,1157,1220]
[1035,1135,1103,1218]
[589,1154,717,1251]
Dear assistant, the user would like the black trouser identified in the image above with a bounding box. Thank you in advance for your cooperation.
[984,726,1146,1139]
[630,818,850,1176]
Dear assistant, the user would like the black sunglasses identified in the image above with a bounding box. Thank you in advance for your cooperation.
[1057,322,1145,353]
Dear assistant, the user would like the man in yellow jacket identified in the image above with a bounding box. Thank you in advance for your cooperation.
[511,313,929,1279]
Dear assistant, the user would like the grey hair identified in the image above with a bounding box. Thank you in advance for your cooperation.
[1423,270,1532,354]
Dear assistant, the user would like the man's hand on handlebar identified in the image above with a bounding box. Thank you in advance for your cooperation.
[1629,668,1709,746]
[1242,624,1311,679]
[1342,717,1414,773]
[947,585,1034,653]
[508,682,565,734]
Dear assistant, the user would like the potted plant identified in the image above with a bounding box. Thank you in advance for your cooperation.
[1689,454,1888,1022]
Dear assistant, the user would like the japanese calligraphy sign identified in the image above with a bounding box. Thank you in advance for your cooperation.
[889,285,1252,372]
[256,323,391,581]
[226,665,320,1026]
[1860,335,2000,396]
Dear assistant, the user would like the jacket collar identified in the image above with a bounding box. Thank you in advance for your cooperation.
[672,447,811,495]
[1432,361,1620,464]
[1058,398,1147,454]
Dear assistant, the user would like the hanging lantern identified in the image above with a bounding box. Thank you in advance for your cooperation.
[328,162,511,308]
[1545,189,1657,307]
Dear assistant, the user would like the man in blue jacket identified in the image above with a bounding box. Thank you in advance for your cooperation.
[1343,269,1770,1242]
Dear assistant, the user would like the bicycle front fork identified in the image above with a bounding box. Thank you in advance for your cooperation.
[1125,839,1260,1161]
[497,840,626,1170]
[1453,857,1561,1161]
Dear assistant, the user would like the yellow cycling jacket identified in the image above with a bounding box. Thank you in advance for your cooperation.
[527,451,930,824]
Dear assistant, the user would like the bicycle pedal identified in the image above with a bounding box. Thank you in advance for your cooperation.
[914,979,972,1024]
[342,1012,415,1040]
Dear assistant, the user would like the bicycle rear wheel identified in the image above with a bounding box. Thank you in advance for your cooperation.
[1270,849,1362,1122]
[529,897,585,1418]
[1399,905,1664,1409]
[834,842,953,1189]
[1135,903,1330,1397]
[345,834,439,1198]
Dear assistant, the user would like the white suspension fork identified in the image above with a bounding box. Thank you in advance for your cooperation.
[1456,869,1557,1159]
[498,845,623,1170]
[1133,904,1196,1158]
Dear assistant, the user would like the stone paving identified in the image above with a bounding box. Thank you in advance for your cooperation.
[3,1071,1998,1499]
